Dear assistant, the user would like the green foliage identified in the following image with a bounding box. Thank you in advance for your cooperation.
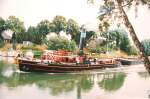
[119,34,130,52]
[0,15,80,46]
[79,75,93,92]
[52,16,67,34]
[98,21,110,32]
[16,26,43,44]
[44,35,76,51]
[74,32,80,45]
[97,0,150,33]
[21,44,36,50]
[16,32,27,43]
[0,38,4,48]
[67,19,80,39]
[27,26,43,44]
[128,46,138,55]
[101,29,132,54]
[3,16,26,43]
[0,17,5,39]
[5,16,25,33]
[85,31,96,43]
[78,50,85,56]
[68,40,77,51]
[98,0,114,33]
[37,20,51,36]
[75,31,96,45]
[88,46,110,53]
[99,73,126,91]
[141,39,150,56]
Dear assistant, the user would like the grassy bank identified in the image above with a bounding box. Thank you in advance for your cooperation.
[0,44,139,59]
[87,50,139,59]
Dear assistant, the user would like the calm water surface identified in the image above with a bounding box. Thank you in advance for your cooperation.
[0,57,150,99]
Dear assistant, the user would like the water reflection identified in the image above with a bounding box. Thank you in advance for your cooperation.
[0,61,126,98]
[0,56,15,63]
[1,60,150,99]
[0,72,95,95]
[97,72,126,92]
[138,71,150,79]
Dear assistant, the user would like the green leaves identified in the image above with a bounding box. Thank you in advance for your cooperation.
[44,35,76,51]
[141,39,150,56]
[37,20,51,36]
[98,73,126,91]
[0,17,5,33]
[5,16,25,33]
[0,17,5,39]
[67,19,80,39]
[101,29,133,54]
[52,16,67,34]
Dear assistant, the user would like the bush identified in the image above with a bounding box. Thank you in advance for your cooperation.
[128,46,138,55]
[44,37,77,51]
[21,44,36,50]
[0,39,4,48]
[88,46,112,54]
[0,43,12,51]
[78,50,84,56]
[20,44,47,51]
[141,39,150,56]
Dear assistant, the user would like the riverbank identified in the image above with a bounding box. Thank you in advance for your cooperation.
[0,49,141,60]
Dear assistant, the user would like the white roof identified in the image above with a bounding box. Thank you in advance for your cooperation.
[1,30,13,39]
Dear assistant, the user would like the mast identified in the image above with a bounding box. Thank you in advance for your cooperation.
[79,25,87,51]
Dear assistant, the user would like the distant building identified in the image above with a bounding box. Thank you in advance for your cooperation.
[1,30,13,43]
[23,41,33,46]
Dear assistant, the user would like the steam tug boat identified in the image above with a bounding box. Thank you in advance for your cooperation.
[17,50,119,73]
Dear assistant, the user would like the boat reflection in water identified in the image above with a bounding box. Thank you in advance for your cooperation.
[0,61,126,99]
[0,61,150,99]
[0,72,126,99]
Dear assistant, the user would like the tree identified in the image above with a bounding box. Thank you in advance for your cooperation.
[119,35,131,53]
[15,31,26,43]
[106,29,131,53]
[75,30,96,46]
[141,39,150,56]
[4,16,26,44]
[26,26,43,44]
[0,17,5,39]
[67,19,80,39]
[44,35,76,51]
[37,20,51,37]
[85,31,96,46]
[52,15,67,34]
[116,0,150,71]
[5,16,25,33]
[88,0,150,71]
[49,22,56,32]
[0,38,4,48]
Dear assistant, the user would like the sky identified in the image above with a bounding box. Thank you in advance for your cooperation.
[127,5,150,41]
[0,0,100,30]
[0,0,150,41]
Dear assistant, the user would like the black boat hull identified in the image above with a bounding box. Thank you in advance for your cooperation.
[18,59,118,73]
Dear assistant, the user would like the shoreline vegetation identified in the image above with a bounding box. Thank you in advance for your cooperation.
[0,43,141,60]
[1,15,149,62]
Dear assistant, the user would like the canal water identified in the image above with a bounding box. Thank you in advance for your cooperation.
[0,57,150,99]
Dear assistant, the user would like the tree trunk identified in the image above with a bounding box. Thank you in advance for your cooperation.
[116,0,150,72]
